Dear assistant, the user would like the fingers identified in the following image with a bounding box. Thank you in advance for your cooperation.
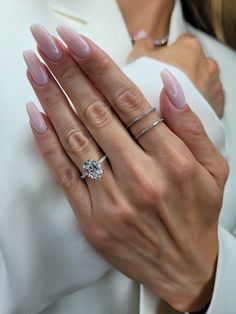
[206,58,220,79]
[175,33,203,51]
[30,23,140,164]
[206,58,225,117]
[54,24,171,154]
[160,70,229,187]
[26,103,91,219]
[23,50,113,191]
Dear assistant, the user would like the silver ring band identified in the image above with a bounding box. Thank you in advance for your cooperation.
[126,108,156,129]
[135,119,164,140]
[81,155,108,180]
[153,36,168,47]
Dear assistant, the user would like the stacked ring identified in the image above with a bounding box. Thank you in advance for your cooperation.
[126,107,164,141]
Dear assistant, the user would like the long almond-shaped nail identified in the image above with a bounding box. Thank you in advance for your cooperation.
[160,69,186,109]
[57,24,91,58]
[23,50,49,86]
[31,23,63,61]
[26,102,48,135]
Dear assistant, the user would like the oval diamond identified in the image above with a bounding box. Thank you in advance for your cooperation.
[82,159,104,180]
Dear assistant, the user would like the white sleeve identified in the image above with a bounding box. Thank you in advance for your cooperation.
[0,126,110,314]
[203,226,236,314]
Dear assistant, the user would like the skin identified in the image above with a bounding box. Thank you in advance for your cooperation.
[118,0,225,118]
[25,31,228,312]
[117,0,175,39]
[129,34,225,118]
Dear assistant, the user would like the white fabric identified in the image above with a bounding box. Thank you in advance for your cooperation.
[0,0,236,313]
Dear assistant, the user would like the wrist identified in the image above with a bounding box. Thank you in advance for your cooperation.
[182,254,217,313]
[169,252,217,312]
[190,300,211,314]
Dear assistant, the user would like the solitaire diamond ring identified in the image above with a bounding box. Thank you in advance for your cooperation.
[80,155,108,181]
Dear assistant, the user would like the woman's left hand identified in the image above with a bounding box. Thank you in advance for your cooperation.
[25,24,228,312]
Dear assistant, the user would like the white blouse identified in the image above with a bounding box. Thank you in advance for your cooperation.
[0,1,236,313]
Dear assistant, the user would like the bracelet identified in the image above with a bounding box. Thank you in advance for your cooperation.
[190,301,211,314]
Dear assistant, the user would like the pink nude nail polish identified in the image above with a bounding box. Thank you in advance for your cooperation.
[135,30,148,41]
[30,24,63,62]
[57,24,91,58]
[23,50,49,86]
[160,69,186,109]
[26,102,48,135]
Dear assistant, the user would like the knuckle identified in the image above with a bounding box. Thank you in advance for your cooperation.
[185,37,202,51]
[198,71,210,91]
[216,81,224,95]
[56,164,78,189]
[83,100,112,130]
[95,56,114,76]
[113,86,146,115]
[42,85,63,109]
[60,64,79,82]
[184,111,206,138]
[87,226,113,251]
[207,58,220,76]
[64,129,91,156]
[172,154,195,180]
[117,205,135,225]
[177,33,194,42]
[39,137,61,157]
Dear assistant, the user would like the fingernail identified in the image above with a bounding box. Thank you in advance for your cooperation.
[23,50,49,86]
[160,69,186,109]
[135,30,148,41]
[26,102,48,135]
[57,24,91,58]
[31,23,63,62]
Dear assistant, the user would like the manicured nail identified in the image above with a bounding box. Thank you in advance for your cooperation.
[31,23,63,61]
[160,69,186,109]
[26,102,48,135]
[23,50,49,86]
[135,30,148,41]
[57,24,91,58]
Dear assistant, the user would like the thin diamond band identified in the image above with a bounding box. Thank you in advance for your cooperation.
[135,119,164,140]
[126,107,156,129]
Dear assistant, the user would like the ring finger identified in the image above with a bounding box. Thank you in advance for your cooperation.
[23,49,113,191]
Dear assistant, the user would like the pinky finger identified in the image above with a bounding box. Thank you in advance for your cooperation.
[26,101,92,220]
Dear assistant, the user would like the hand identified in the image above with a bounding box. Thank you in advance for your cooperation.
[24,24,228,312]
[128,33,225,118]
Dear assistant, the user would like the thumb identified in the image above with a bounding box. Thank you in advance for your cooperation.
[127,30,153,64]
[160,70,228,186]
